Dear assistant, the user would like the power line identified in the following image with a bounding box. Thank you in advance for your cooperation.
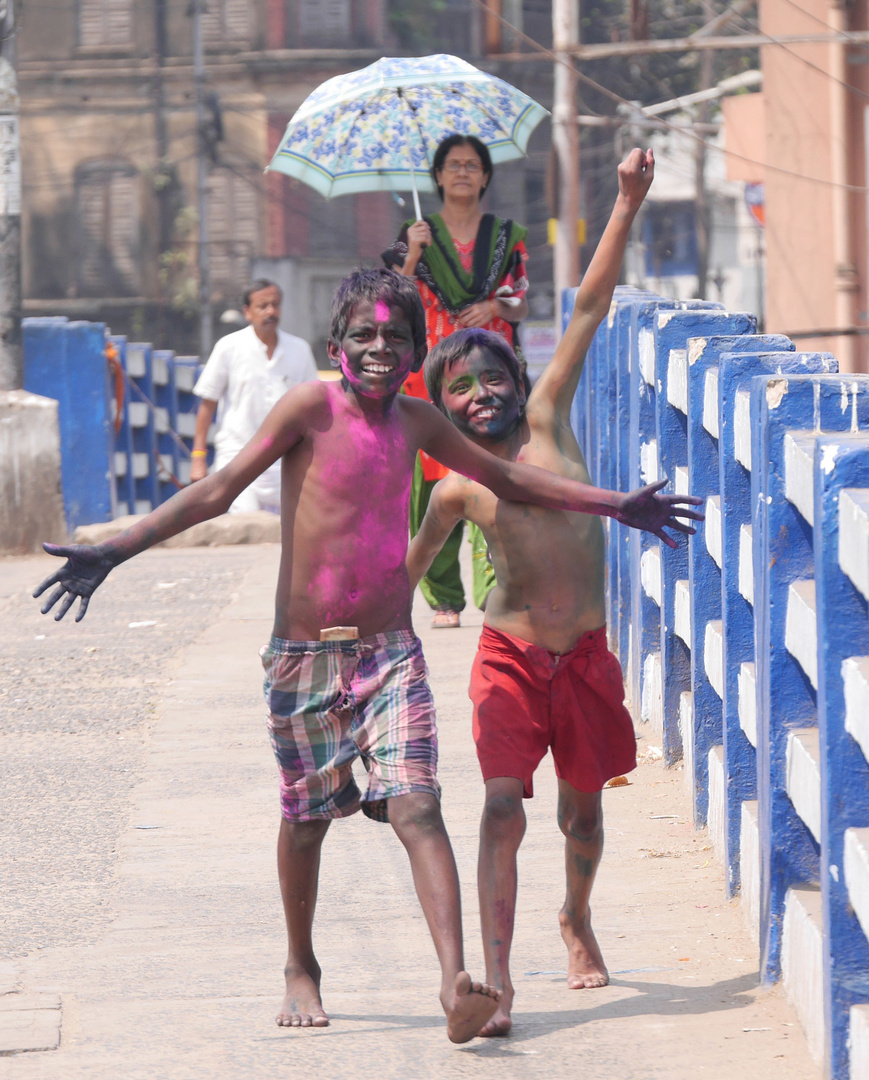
[466,0,869,194]
[727,4,869,103]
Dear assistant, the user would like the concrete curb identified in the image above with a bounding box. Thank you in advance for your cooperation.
[73,512,281,548]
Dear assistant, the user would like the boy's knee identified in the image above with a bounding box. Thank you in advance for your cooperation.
[280,817,330,849]
[481,792,526,839]
[388,791,444,834]
[557,800,603,845]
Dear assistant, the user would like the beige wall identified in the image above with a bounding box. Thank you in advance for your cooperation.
[759,0,868,372]
[723,93,766,184]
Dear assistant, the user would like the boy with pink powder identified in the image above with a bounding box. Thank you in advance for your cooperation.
[407,150,675,1036]
[33,266,697,1042]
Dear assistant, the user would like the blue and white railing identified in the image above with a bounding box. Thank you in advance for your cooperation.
[22,318,206,529]
[570,286,869,1079]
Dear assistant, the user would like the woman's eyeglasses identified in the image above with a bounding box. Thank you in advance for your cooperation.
[443,160,483,173]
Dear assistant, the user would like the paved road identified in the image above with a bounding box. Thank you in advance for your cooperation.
[1,543,819,1079]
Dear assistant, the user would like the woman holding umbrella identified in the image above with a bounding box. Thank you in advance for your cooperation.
[384,134,529,629]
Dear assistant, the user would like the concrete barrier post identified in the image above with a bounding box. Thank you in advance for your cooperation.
[123,342,158,514]
[717,351,835,900]
[0,389,66,551]
[152,349,178,505]
[751,373,869,982]
[655,309,754,765]
[110,337,136,517]
[686,335,790,830]
[813,434,869,1079]
[612,292,648,673]
[22,317,114,529]
[627,298,676,735]
[169,356,202,486]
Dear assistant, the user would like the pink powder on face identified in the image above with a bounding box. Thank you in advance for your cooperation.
[339,348,362,388]
[374,300,391,323]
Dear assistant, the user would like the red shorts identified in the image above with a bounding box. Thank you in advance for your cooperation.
[469,624,637,797]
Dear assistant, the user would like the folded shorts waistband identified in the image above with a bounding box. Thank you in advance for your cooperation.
[479,622,608,659]
[264,629,419,656]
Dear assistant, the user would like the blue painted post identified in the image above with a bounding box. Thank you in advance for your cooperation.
[152,349,178,506]
[565,288,590,464]
[686,334,791,826]
[627,298,681,733]
[614,293,653,676]
[123,343,158,514]
[23,318,115,528]
[813,434,869,1080]
[604,294,635,666]
[655,308,755,764]
[108,336,136,517]
[170,355,201,486]
[717,350,839,897]
[751,373,869,982]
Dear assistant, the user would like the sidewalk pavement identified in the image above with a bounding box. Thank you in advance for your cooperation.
[0,542,820,1079]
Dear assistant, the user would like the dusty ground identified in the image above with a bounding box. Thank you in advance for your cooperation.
[0,543,819,1079]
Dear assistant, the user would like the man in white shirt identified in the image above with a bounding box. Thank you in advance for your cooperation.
[191,279,318,513]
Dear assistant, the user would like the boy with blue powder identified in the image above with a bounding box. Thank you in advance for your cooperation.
[34,265,696,1041]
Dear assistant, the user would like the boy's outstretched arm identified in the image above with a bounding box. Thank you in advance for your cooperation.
[532,148,654,421]
[411,398,703,547]
[33,383,317,622]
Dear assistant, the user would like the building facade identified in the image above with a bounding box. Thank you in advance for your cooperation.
[18,1,553,362]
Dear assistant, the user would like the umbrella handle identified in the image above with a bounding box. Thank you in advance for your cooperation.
[410,171,422,222]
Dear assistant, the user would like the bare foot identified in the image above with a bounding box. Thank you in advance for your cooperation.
[276,964,330,1028]
[443,971,502,1043]
[561,911,609,989]
[478,985,514,1037]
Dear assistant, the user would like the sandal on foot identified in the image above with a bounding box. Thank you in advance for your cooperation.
[431,608,461,629]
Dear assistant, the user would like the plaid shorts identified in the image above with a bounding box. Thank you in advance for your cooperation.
[261,631,440,823]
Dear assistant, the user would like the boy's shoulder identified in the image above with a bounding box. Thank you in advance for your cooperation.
[271,375,334,426]
[434,466,488,515]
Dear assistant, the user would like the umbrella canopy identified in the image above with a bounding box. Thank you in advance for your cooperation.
[266,54,548,216]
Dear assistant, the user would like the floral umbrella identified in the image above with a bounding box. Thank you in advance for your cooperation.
[266,54,548,219]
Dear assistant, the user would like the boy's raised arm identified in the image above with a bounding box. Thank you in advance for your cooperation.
[33,383,317,622]
[412,397,702,547]
[532,148,654,421]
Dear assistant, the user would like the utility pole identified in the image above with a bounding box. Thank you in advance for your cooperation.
[552,0,580,298]
[0,0,21,390]
[192,0,212,358]
[694,0,715,300]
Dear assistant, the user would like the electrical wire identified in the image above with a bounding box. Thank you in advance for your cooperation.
[728,3,869,103]
[467,0,869,193]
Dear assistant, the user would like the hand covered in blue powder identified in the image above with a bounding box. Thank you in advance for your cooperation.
[32,543,117,622]
[615,479,704,549]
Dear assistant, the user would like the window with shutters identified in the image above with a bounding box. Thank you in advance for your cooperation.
[207,168,260,293]
[296,0,351,47]
[77,0,133,47]
[74,161,140,296]
[202,0,251,44]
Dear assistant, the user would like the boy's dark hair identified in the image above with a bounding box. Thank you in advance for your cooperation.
[329,267,428,371]
[431,135,493,201]
[424,328,531,413]
[243,278,281,307]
